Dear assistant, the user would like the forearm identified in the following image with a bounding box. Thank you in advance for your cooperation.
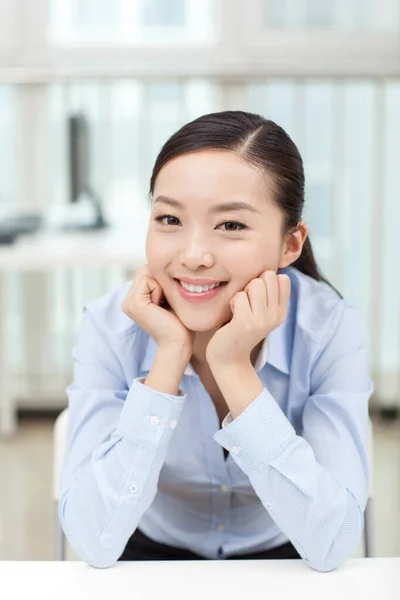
[59,437,160,568]
[209,359,264,419]
[144,344,190,395]
[212,385,367,572]
[246,438,365,572]
[60,377,186,568]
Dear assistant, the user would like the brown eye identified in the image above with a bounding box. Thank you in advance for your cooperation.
[154,215,180,226]
[218,221,246,232]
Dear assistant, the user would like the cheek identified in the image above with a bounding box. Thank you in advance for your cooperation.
[225,243,272,284]
[145,233,169,270]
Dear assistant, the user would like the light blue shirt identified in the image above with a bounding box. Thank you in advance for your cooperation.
[59,266,373,571]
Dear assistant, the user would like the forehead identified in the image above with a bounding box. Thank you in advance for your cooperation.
[153,149,271,208]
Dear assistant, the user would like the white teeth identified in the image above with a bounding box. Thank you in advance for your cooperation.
[180,281,222,293]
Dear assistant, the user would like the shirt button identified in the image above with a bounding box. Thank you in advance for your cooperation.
[129,482,138,494]
[231,446,241,456]
[149,415,160,426]
[217,523,225,532]
[220,485,230,493]
[169,420,177,429]
[266,503,273,511]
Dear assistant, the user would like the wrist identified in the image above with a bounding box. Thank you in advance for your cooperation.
[207,354,251,373]
[158,342,192,365]
[208,359,263,420]
[144,348,188,396]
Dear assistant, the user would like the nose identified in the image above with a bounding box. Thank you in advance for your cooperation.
[179,232,215,270]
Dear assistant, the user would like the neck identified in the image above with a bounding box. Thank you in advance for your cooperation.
[190,330,215,367]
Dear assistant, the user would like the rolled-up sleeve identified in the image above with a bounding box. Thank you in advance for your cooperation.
[59,307,186,569]
[214,304,373,572]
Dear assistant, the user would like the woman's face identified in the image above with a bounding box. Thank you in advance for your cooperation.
[146,149,288,333]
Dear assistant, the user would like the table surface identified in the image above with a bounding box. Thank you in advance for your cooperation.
[0,223,147,270]
[1,558,399,600]
[0,221,149,436]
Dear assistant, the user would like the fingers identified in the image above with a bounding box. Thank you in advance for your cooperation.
[127,264,162,308]
[277,274,291,319]
[259,271,290,302]
[133,263,151,284]
[244,278,267,315]
[147,276,163,305]
[244,270,290,323]
[230,291,250,316]
[260,271,278,308]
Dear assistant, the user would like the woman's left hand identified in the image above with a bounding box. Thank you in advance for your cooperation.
[205,270,291,366]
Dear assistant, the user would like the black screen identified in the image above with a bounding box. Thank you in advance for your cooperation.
[68,114,89,203]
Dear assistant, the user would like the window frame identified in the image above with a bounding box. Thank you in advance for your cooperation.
[1,0,400,83]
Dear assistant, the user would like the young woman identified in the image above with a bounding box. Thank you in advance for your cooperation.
[59,111,373,571]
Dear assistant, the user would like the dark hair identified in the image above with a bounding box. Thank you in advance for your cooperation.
[149,110,342,299]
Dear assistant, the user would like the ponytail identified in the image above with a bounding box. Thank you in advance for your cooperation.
[291,237,343,299]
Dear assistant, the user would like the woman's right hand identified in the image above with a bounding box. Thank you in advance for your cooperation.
[122,265,193,359]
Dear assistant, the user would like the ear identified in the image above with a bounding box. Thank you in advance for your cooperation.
[279,221,309,269]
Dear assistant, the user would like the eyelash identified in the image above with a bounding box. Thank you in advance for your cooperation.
[154,214,247,232]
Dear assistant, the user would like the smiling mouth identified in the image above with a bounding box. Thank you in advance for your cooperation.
[173,278,228,292]
[173,279,229,303]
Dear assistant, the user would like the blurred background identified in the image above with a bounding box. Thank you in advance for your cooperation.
[0,0,399,561]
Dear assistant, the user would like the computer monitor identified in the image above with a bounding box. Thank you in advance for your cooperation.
[68,113,89,204]
[66,113,108,229]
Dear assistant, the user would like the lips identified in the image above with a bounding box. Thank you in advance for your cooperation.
[176,278,227,286]
[179,281,222,292]
[174,279,227,303]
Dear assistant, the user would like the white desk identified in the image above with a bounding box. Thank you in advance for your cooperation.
[0,558,399,600]
[0,225,147,271]
[0,224,147,435]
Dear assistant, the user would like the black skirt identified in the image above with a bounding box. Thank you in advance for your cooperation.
[118,527,301,561]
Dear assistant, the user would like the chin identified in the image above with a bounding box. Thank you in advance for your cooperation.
[176,310,228,333]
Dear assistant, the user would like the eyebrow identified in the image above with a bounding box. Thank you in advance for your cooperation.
[153,195,262,215]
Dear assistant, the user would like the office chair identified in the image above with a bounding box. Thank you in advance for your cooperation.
[53,407,69,561]
[363,418,374,557]
[53,408,374,560]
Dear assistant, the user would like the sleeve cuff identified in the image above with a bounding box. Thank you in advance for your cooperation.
[213,387,296,471]
[116,377,186,445]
